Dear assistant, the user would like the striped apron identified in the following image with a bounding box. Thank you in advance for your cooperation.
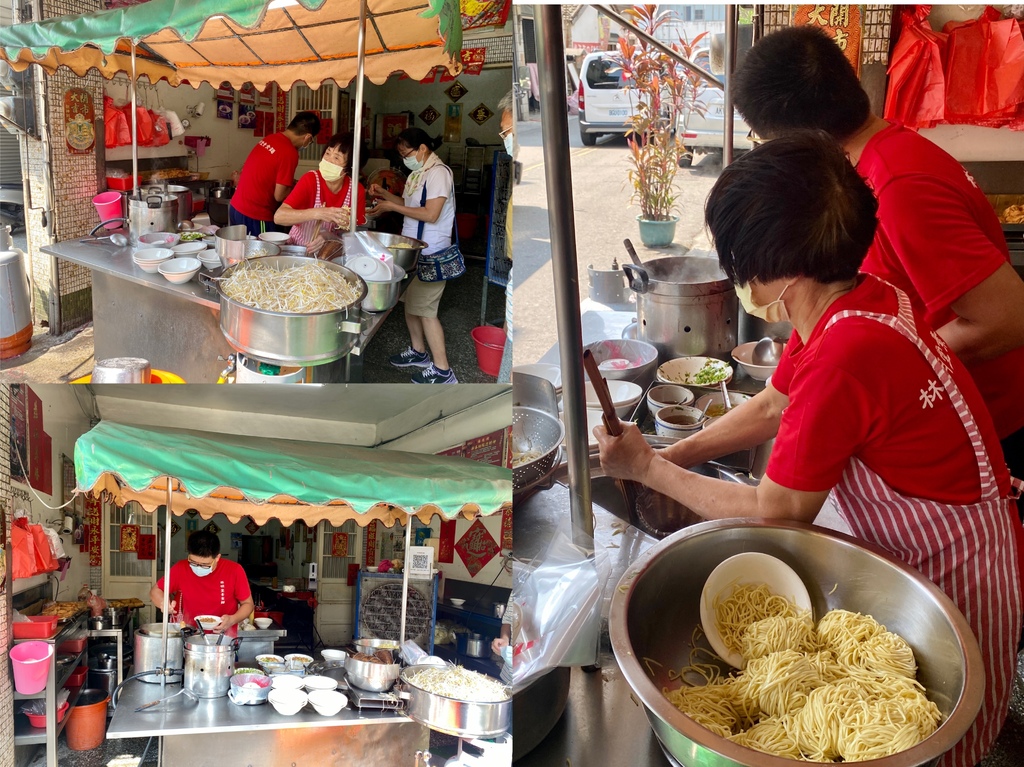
[826,287,1022,767]
[287,171,352,249]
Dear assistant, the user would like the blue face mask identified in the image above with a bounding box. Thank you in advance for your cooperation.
[403,154,423,172]
[190,563,214,578]
[503,135,514,156]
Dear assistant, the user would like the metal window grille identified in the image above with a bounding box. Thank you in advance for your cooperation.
[107,501,155,578]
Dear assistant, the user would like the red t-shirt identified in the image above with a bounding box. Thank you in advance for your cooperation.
[283,171,368,228]
[231,132,300,222]
[157,558,251,637]
[768,275,1009,503]
[856,122,1024,440]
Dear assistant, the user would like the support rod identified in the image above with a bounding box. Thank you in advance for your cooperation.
[534,5,593,543]
[400,519,412,646]
[349,0,368,233]
[160,477,173,691]
[724,5,737,167]
[131,45,138,197]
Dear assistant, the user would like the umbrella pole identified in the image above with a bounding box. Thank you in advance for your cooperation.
[534,5,593,543]
[399,518,412,647]
[131,45,139,197]
[349,0,368,234]
[724,5,737,167]
[160,477,173,691]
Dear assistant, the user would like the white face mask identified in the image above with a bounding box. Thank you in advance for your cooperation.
[403,153,423,172]
[318,159,345,182]
[503,134,514,156]
[189,562,215,578]
[736,282,791,324]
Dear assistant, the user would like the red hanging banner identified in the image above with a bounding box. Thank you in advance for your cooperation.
[137,534,156,560]
[331,532,349,557]
[64,88,96,154]
[364,521,378,566]
[500,509,512,551]
[85,495,103,567]
[120,524,140,553]
[792,5,862,76]
[438,520,456,564]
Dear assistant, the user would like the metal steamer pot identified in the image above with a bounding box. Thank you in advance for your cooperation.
[214,224,282,267]
[400,665,511,739]
[211,256,366,366]
[135,623,184,683]
[126,188,180,245]
[184,637,240,698]
[622,256,737,361]
[163,184,193,223]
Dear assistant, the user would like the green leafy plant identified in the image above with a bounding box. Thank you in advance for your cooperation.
[617,5,708,222]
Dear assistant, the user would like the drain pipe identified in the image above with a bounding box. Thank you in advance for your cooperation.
[534,5,593,544]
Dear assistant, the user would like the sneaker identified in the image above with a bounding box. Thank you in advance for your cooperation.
[389,346,430,369]
[411,363,458,384]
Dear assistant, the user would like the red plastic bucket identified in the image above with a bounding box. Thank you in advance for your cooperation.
[10,641,53,694]
[471,326,506,377]
[92,191,123,229]
[65,689,109,750]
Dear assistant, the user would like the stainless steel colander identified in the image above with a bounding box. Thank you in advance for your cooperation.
[512,406,565,492]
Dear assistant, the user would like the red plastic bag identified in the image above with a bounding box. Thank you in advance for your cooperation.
[944,8,1024,120]
[148,109,170,147]
[11,522,37,579]
[884,6,948,128]
[29,523,58,573]
[121,103,154,145]
[104,96,131,148]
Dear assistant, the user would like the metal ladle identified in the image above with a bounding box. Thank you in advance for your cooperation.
[752,337,784,366]
[82,233,129,247]
[719,380,733,412]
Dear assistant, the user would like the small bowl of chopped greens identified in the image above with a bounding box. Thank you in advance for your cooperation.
[656,356,733,390]
[179,231,206,243]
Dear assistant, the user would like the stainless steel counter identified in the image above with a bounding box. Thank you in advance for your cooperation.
[43,238,401,383]
[235,624,288,664]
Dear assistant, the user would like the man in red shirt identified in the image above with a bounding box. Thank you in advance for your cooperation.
[595,132,1022,767]
[732,26,1024,516]
[229,111,322,236]
[149,530,253,638]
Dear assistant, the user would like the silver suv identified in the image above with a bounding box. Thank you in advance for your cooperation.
[577,52,637,146]
[677,50,752,164]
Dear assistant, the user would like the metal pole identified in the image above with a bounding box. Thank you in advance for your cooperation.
[534,5,593,543]
[160,477,173,691]
[723,6,737,167]
[399,518,412,646]
[131,45,139,196]
[593,4,724,91]
[349,0,368,233]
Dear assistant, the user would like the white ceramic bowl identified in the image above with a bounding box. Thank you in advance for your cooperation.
[270,674,305,691]
[194,614,221,631]
[138,232,181,247]
[511,363,563,394]
[258,231,291,245]
[699,552,812,669]
[307,689,347,716]
[321,649,347,663]
[253,617,272,629]
[449,598,466,607]
[198,252,222,269]
[584,339,660,390]
[694,391,753,420]
[158,257,202,284]
[654,405,705,439]
[646,384,695,414]
[268,688,308,716]
[133,247,174,264]
[656,356,733,388]
[171,241,207,255]
[303,675,338,692]
[584,380,643,419]
[731,341,782,381]
[284,653,313,671]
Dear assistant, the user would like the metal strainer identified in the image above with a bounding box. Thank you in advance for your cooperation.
[512,406,565,492]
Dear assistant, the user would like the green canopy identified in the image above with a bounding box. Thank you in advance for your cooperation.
[75,420,511,527]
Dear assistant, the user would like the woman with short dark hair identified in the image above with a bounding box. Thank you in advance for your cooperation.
[596,131,1022,767]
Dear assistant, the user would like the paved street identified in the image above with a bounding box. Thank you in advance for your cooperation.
[511,114,727,365]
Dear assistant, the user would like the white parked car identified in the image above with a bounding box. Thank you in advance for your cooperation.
[577,51,638,146]
[677,51,752,164]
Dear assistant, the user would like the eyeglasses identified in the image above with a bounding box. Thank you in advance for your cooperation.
[498,126,513,140]
[187,558,215,570]
[398,147,416,159]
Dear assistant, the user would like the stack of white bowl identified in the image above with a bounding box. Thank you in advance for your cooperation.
[133,248,174,273]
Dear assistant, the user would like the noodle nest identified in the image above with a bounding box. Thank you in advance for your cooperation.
[662,590,941,762]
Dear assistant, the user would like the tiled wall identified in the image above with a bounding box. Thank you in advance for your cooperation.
[1,384,14,767]
[22,0,104,334]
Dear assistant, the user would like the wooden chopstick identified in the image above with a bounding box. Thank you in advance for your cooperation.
[582,350,622,437]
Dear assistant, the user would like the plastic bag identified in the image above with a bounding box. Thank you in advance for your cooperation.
[11,521,37,579]
[884,6,948,129]
[511,525,610,692]
[41,525,67,559]
[104,96,131,148]
[944,8,1024,121]
[29,523,58,573]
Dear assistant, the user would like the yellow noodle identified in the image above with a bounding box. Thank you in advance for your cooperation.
[816,609,885,659]
[728,716,802,760]
[714,583,803,655]
[741,615,817,663]
[743,649,824,718]
[847,631,918,679]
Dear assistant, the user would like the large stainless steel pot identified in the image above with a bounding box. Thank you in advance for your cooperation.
[400,664,512,739]
[622,256,737,362]
[127,188,179,246]
[210,256,365,366]
[738,310,792,346]
[135,623,184,683]
[214,225,282,267]
[345,656,401,692]
[163,184,193,223]
[610,519,985,767]
[366,232,427,273]
[184,637,239,699]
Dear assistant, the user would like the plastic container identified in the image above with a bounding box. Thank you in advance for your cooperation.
[92,191,124,229]
[67,665,88,687]
[12,616,58,640]
[105,176,136,191]
[65,689,109,751]
[25,700,69,728]
[71,369,185,384]
[471,325,506,377]
[10,641,54,694]
[58,636,87,654]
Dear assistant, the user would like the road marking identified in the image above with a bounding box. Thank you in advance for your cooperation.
[525,147,599,174]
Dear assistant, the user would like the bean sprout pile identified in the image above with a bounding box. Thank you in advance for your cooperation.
[512,449,544,468]
[410,666,510,702]
[222,260,361,313]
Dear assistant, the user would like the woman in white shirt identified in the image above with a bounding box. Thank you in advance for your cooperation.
[368,128,459,384]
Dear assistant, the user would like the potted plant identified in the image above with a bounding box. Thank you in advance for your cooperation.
[617,6,707,247]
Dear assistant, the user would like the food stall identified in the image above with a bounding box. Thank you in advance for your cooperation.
[60,385,513,766]
[0,0,475,382]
